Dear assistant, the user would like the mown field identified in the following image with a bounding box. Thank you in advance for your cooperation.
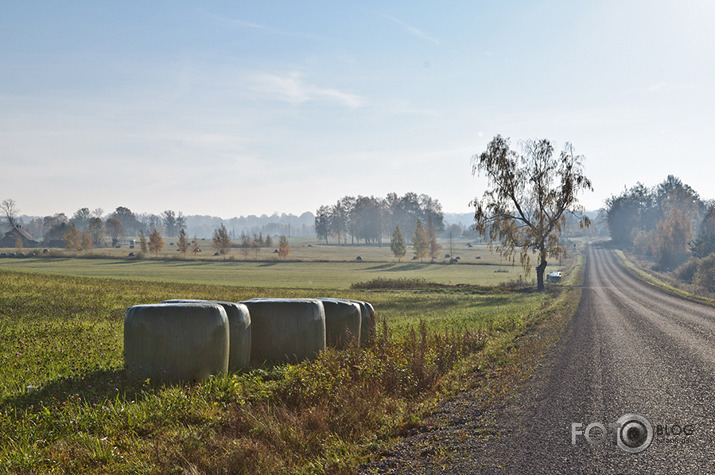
[1,236,561,265]
[0,257,545,289]
[0,242,580,473]
[0,238,566,289]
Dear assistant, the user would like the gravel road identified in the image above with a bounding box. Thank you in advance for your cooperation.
[361,243,715,473]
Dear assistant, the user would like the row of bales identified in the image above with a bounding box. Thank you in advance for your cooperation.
[124,298,376,383]
[0,249,52,258]
[0,251,39,258]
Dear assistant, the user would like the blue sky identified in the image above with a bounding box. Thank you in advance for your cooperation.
[2,1,714,218]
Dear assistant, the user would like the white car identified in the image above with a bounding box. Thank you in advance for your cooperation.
[547,271,562,283]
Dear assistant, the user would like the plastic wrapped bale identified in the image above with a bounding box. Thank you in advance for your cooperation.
[124,303,229,383]
[342,299,375,348]
[364,301,376,345]
[317,299,362,349]
[242,298,325,364]
[163,299,251,372]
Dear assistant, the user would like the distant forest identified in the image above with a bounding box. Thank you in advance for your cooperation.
[314,192,449,245]
[6,209,315,244]
[2,194,479,247]
[605,175,715,270]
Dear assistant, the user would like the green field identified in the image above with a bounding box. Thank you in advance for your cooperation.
[0,240,579,472]
[1,236,557,264]
[0,238,568,289]
[0,257,555,289]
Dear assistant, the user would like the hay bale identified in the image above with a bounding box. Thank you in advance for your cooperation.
[242,298,325,364]
[317,299,362,349]
[124,303,229,383]
[362,301,376,347]
[163,299,251,372]
[353,300,377,347]
[328,299,376,348]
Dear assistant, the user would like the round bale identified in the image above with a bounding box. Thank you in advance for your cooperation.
[242,298,325,364]
[317,299,362,349]
[325,299,376,348]
[352,300,376,347]
[163,299,251,372]
[124,302,229,383]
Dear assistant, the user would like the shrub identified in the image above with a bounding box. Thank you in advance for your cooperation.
[350,277,436,290]
[694,255,715,294]
[675,258,700,284]
[632,229,653,256]
[690,232,715,258]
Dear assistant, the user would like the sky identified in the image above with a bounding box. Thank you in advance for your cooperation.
[2,1,714,219]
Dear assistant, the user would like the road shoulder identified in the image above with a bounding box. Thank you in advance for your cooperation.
[358,280,582,473]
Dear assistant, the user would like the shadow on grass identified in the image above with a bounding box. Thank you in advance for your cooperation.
[377,263,431,272]
[93,260,148,266]
[365,263,398,270]
[258,262,281,267]
[0,367,158,413]
[0,364,285,415]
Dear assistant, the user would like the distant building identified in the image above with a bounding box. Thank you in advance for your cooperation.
[0,225,39,248]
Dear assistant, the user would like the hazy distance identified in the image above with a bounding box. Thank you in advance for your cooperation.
[2,1,714,217]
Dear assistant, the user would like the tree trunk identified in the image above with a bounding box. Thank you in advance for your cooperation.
[536,257,548,291]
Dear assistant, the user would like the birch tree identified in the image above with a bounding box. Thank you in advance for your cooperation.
[471,135,592,290]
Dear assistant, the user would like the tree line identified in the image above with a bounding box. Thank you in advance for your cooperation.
[0,201,293,260]
[605,175,715,293]
[2,205,189,247]
[605,175,714,268]
[314,192,445,246]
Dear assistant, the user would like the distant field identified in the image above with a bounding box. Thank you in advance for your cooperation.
[3,237,514,263]
[0,256,560,289]
[0,238,570,288]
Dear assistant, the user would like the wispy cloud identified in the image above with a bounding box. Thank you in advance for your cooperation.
[647,81,696,93]
[380,14,440,45]
[202,10,265,29]
[226,18,264,29]
[249,72,364,108]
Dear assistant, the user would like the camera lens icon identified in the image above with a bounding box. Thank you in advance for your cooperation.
[616,413,653,453]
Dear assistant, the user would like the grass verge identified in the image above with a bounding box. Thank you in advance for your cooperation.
[614,250,715,307]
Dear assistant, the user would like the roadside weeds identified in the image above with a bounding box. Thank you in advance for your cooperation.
[359,255,585,473]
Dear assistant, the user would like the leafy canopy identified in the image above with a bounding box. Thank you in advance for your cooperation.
[470,135,592,289]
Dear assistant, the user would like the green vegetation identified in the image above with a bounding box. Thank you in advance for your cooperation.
[0,253,562,289]
[0,241,580,472]
[616,250,715,306]
[605,175,710,270]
